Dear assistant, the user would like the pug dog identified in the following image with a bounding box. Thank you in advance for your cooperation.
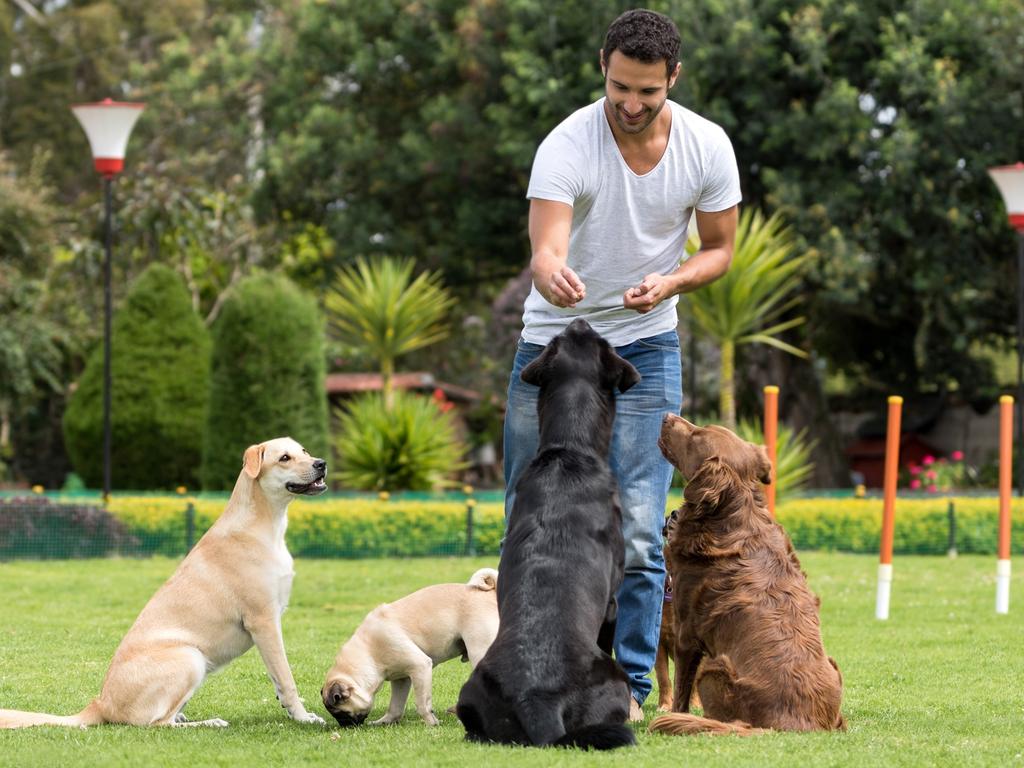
[322,568,498,727]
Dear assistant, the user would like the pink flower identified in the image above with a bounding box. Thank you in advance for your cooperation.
[909,464,922,476]
[928,484,938,493]
[951,450,964,461]
[910,479,921,489]
[922,455,935,466]
[926,470,937,480]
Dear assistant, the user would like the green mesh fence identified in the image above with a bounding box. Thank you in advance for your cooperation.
[1,490,1023,560]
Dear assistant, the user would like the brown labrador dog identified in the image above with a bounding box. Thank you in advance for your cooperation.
[653,537,677,712]
[649,416,845,736]
[653,533,702,713]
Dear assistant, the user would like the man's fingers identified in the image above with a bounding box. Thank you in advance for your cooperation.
[553,273,585,304]
[560,268,586,296]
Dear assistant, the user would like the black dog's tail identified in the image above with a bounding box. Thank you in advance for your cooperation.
[554,723,636,750]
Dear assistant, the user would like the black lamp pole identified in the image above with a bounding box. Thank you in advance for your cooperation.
[103,176,113,502]
[71,98,144,502]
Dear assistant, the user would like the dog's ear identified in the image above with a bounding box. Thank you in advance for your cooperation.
[755,444,773,485]
[615,358,641,393]
[520,339,559,386]
[684,457,732,514]
[323,680,352,707]
[242,443,264,479]
[600,344,641,393]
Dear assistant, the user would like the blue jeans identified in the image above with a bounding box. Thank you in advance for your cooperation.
[502,329,682,705]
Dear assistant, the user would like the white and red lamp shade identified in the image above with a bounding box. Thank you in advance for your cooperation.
[988,162,1024,233]
[70,98,145,177]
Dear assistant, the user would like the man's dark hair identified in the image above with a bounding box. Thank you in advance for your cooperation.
[602,9,680,78]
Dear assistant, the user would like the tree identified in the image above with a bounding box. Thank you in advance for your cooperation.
[62,264,211,489]
[324,256,455,409]
[201,273,328,490]
[687,209,810,429]
[253,0,618,288]
[672,0,1024,401]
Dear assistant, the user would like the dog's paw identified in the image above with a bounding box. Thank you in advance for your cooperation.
[423,712,440,727]
[207,718,230,728]
[370,715,400,726]
[294,711,326,725]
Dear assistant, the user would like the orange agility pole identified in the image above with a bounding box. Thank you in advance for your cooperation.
[997,395,1014,614]
[763,386,779,517]
[876,395,903,620]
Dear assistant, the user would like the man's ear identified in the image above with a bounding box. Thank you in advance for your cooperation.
[599,48,606,77]
[243,443,264,479]
[668,61,681,89]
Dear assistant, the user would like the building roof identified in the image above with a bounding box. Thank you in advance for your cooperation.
[324,372,481,404]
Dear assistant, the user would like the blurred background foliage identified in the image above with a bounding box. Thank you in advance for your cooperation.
[1,0,1022,489]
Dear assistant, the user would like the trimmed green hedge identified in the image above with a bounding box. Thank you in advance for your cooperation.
[99,495,1024,559]
[62,264,211,489]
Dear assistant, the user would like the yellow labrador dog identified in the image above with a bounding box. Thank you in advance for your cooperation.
[322,568,499,727]
[0,437,327,728]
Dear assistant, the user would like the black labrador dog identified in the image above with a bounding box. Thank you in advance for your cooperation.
[456,318,640,750]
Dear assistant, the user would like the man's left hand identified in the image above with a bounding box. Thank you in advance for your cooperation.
[623,273,673,314]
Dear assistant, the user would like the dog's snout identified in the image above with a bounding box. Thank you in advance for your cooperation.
[313,459,326,473]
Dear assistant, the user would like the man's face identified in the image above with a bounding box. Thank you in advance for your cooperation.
[601,50,679,136]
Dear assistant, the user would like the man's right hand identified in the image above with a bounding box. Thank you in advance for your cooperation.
[542,265,586,308]
[529,199,582,308]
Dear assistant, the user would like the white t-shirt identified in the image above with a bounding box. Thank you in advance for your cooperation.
[523,97,742,347]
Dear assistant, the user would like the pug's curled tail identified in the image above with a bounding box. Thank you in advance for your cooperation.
[467,568,498,591]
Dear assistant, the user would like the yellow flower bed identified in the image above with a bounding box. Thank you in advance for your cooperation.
[103,494,1024,557]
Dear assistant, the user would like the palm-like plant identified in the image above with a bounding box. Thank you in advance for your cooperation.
[324,256,455,409]
[686,209,810,429]
[335,390,467,491]
[736,418,816,503]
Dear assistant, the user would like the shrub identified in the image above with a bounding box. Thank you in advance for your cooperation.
[736,418,816,502]
[201,273,329,490]
[96,493,1024,559]
[62,264,211,489]
[0,496,137,559]
[334,390,467,491]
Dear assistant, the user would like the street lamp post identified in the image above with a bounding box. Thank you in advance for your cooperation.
[988,162,1024,497]
[71,98,144,502]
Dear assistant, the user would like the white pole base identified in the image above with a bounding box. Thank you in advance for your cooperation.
[996,559,1011,614]
[875,563,893,620]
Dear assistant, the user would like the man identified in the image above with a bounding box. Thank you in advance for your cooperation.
[503,8,741,721]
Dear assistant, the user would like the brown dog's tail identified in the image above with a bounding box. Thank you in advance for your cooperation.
[648,713,765,736]
[467,568,498,591]
[0,700,104,729]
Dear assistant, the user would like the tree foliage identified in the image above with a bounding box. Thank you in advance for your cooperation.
[62,264,211,489]
[3,0,1024,486]
[687,209,810,428]
[201,272,329,490]
[671,0,1024,400]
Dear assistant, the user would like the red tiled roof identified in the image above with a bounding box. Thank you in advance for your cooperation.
[325,372,480,403]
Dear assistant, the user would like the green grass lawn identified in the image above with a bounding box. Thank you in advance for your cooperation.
[1,553,1022,767]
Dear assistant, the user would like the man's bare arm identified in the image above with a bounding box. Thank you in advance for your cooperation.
[529,199,585,308]
[623,205,738,314]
